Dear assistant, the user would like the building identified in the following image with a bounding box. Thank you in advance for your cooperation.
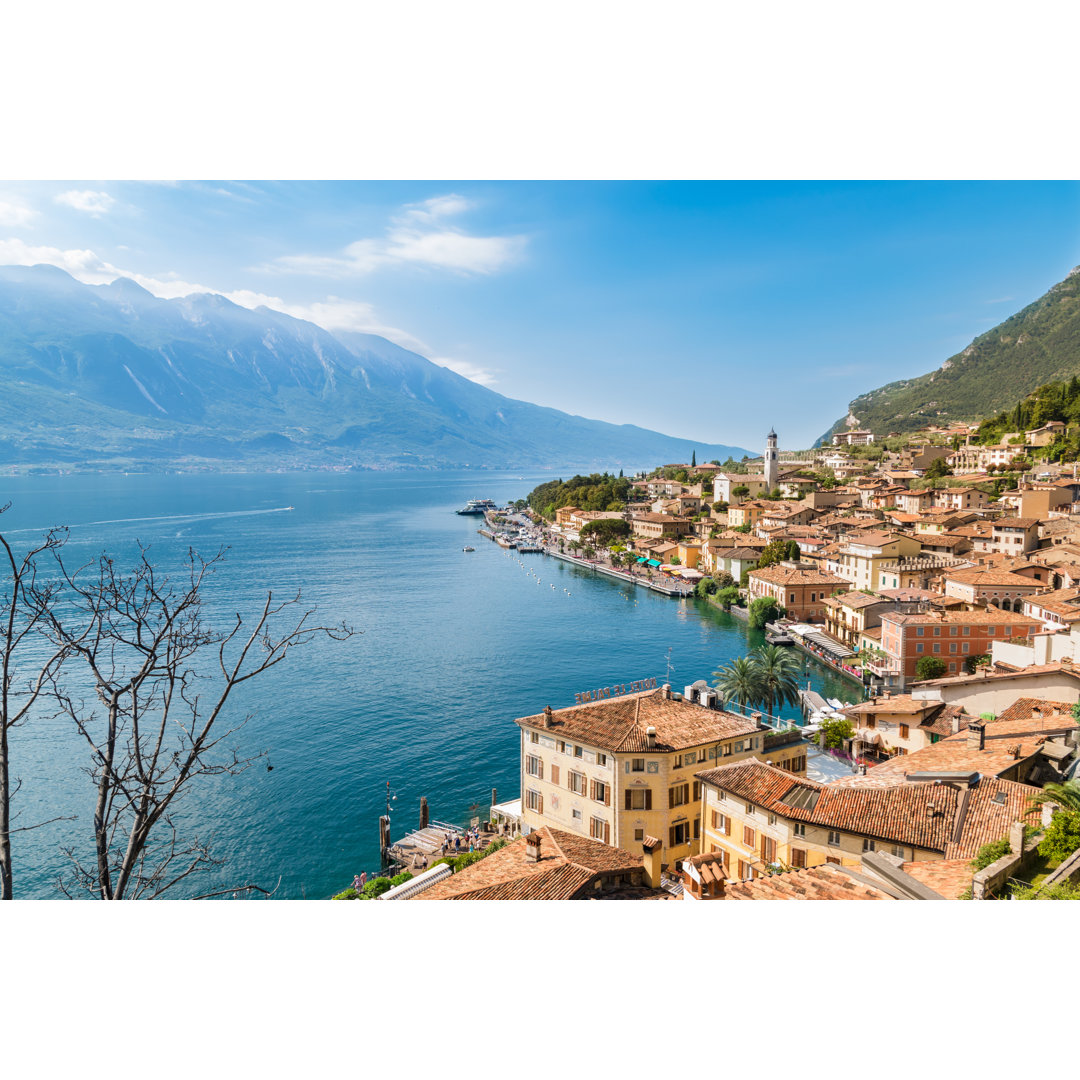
[631,513,694,541]
[764,428,778,492]
[417,827,667,900]
[942,567,1046,611]
[991,518,1041,555]
[832,429,875,446]
[515,685,807,869]
[822,591,902,649]
[827,531,923,592]
[696,759,1035,879]
[746,563,850,623]
[712,472,768,504]
[877,608,1042,689]
[908,660,1080,713]
[840,694,970,757]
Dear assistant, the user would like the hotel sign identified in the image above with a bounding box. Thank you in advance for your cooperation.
[574,677,657,705]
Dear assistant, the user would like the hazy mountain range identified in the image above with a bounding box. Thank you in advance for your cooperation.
[824,266,1080,441]
[0,265,750,471]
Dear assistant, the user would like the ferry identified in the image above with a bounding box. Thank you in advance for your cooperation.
[463,546,476,552]
[456,499,497,516]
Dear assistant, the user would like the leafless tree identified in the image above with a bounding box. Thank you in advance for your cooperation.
[0,510,71,900]
[28,542,353,899]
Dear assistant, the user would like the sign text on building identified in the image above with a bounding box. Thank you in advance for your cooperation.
[574,677,657,705]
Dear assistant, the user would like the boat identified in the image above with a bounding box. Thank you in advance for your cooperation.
[463,546,475,552]
[456,499,497,516]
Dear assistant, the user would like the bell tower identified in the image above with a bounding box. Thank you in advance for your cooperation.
[764,427,778,491]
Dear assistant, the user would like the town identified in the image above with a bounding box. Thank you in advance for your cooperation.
[359,396,1080,901]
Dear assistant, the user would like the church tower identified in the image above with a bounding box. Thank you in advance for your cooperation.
[764,427,778,491]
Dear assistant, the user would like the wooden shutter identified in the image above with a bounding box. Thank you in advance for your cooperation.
[693,780,700,801]
[589,779,596,801]
[711,810,718,830]
[604,784,610,807]
[669,826,676,848]
[603,822,610,844]
[694,816,700,839]
[538,760,544,781]
[645,789,652,811]
[625,789,632,811]
[538,794,543,816]
[551,764,559,786]
[669,786,675,809]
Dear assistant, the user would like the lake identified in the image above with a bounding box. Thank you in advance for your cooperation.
[0,470,857,898]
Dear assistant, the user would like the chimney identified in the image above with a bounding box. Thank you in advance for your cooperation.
[967,720,986,750]
[646,725,657,750]
[662,683,672,700]
[525,831,542,863]
[642,835,663,888]
[543,705,554,729]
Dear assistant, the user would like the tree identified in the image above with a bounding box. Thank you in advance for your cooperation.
[784,540,800,561]
[924,457,952,480]
[756,540,788,569]
[915,655,947,681]
[752,644,801,718]
[691,450,696,467]
[1036,808,1080,865]
[26,543,353,900]
[819,716,854,749]
[717,586,740,609]
[748,596,784,630]
[579,517,630,546]
[0,517,70,901]
[713,656,762,710]
[1026,779,1080,817]
[714,571,735,590]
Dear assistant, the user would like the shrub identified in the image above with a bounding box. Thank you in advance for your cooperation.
[332,887,359,900]
[1011,879,1080,900]
[819,716,854,749]
[915,655,947,681]
[361,876,393,899]
[969,836,1011,871]
[389,870,414,887]
[748,596,784,630]
[1037,810,1080,864]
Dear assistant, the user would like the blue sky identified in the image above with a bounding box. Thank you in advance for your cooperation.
[1,180,1078,452]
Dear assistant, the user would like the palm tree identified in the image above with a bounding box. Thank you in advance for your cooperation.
[713,656,763,713]
[752,644,802,720]
[1027,780,1080,817]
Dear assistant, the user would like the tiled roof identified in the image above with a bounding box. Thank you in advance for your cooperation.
[993,698,1077,725]
[417,827,648,900]
[994,518,1040,529]
[516,687,762,753]
[725,865,894,901]
[944,568,1044,587]
[749,565,849,587]
[900,859,974,899]
[834,591,891,609]
[915,660,1080,686]
[697,759,1037,859]
[843,695,943,717]
[844,531,913,548]
[882,609,1041,627]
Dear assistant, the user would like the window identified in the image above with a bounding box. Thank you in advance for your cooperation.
[862,838,876,852]
[526,789,543,813]
[761,836,777,863]
[949,642,957,653]
[963,626,970,635]
[525,755,543,779]
[933,627,940,636]
[737,859,752,881]
[711,810,719,829]
[634,828,644,841]
[568,770,586,795]
[530,731,539,744]
[793,822,806,837]
[899,724,909,739]
[791,847,806,868]
[717,789,726,801]
[948,662,956,672]
[670,822,690,847]
[950,626,957,636]
[828,830,841,847]
[674,753,684,768]
[866,717,876,729]
[631,758,645,772]
[590,816,609,843]
[550,764,560,786]
[592,780,609,805]
[933,643,940,653]
[597,753,607,767]
[722,744,733,757]
[574,745,583,758]
[962,642,969,653]
[626,788,651,811]
[669,783,690,808]
[745,802,755,816]
[916,627,924,636]
[768,813,777,826]
[572,808,582,821]
[891,844,905,858]
[693,781,701,801]
[743,825,756,848]
[557,740,566,753]
[987,626,995,636]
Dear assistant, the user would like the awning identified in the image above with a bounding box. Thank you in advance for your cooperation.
[636,556,648,564]
[801,630,855,660]
[855,727,882,745]
[647,559,661,567]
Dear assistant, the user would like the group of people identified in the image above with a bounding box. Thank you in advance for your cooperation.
[440,826,484,856]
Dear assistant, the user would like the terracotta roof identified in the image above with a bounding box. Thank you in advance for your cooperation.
[843,695,944,717]
[944,568,1044,587]
[834,590,891,609]
[900,859,974,899]
[417,828,649,900]
[994,518,1040,529]
[993,698,1077,725]
[915,660,1080,687]
[725,864,894,901]
[882,609,1041,627]
[749,565,849,587]
[844,531,915,548]
[698,760,1037,860]
[516,687,762,753]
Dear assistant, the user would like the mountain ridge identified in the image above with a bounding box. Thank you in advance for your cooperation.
[0,265,751,471]
[823,265,1080,442]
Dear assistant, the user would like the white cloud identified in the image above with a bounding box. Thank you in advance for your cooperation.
[54,189,116,216]
[430,356,498,386]
[0,200,37,228]
[272,192,526,276]
[0,239,498,387]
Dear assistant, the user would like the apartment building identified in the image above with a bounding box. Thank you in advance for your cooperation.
[827,531,923,592]
[746,563,850,623]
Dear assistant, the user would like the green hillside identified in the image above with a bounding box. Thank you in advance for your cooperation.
[824,266,1080,441]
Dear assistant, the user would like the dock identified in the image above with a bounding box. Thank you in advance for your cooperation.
[798,688,831,719]
[387,820,470,873]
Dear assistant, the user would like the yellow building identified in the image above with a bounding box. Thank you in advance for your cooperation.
[515,684,807,869]
[695,759,1034,881]
[828,531,923,592]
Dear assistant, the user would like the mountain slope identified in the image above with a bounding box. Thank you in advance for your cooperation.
[824,266,1080,440]
[0,265,751,470]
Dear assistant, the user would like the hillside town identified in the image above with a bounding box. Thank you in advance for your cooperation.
[370,417,1080,901]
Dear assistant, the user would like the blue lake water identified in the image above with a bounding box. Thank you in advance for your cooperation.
[1,470,858,898]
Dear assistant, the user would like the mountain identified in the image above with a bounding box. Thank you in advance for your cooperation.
[0,265,751,470]
[823,266,1080,442]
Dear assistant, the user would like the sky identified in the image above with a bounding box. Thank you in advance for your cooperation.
[1,180,1078,452]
